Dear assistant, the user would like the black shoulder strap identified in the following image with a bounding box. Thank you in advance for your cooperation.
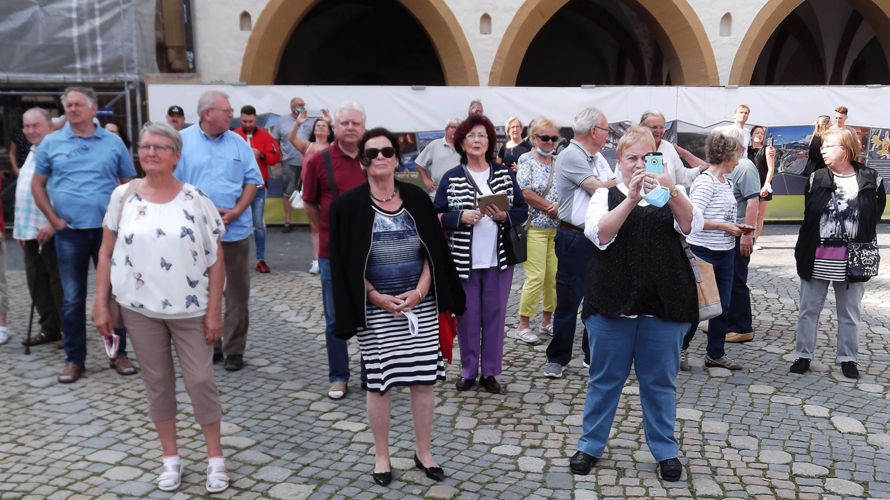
[322,149,339,199]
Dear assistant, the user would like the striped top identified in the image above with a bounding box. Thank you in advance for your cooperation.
[685,171,737,251]
[434,163,520,280]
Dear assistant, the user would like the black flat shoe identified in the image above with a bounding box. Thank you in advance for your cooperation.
[372,470,392,486]
[480,376,501,394]
[455,377,475,391]
[414,454,445,481]
[569,450,597,475]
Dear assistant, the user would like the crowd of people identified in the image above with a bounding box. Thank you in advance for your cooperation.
[0,87,883,492]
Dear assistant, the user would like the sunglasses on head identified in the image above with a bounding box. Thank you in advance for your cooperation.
[361,146,396,165]
[536,135,560,143]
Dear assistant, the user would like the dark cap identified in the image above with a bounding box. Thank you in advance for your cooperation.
[167,105,185,116]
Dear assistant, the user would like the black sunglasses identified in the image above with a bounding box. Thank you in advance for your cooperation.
[536,135,560,143]
[362,147,396,165]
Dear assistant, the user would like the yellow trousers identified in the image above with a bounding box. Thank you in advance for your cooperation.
[518,226,557,318]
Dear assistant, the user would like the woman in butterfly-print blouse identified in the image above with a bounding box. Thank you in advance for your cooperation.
[92,122,230,494]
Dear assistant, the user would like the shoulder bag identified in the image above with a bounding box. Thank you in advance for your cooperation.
[108,179,143,329]
[681,238,722,321]
[463,165,528,265]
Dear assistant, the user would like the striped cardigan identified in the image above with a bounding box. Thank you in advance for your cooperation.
[434,162,528,279]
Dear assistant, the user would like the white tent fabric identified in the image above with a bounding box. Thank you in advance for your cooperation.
[148,84,890,130]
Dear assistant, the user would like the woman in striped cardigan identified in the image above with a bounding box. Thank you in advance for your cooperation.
[434,114,528,394]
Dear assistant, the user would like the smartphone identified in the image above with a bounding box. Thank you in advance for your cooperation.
[644,152,664,174]
[767,137,774,147]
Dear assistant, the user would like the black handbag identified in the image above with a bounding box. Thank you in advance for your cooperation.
[504,220,528,265]
[847,239,880,282]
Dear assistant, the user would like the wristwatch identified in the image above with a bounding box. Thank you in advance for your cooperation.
[669,186,680,198]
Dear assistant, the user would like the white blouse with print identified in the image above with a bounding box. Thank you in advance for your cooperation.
[104,182,225,319]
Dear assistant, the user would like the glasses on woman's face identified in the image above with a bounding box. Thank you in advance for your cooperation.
[362,146,396,165]
[536,135,559,143]
[465,134,488,141]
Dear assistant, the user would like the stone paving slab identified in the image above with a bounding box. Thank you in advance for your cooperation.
[1,226,890,498]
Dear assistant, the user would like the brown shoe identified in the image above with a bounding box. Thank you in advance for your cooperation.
[327,381,347,400]
[58,363,84,384]
[725,331,754,343]
[110,356,138,376]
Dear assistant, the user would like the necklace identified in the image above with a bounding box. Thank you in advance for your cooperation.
[370,186,398,203]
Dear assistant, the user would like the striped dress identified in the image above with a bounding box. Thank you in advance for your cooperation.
[358,206,443,393]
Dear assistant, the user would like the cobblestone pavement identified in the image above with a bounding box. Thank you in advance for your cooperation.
[2,226,890,499]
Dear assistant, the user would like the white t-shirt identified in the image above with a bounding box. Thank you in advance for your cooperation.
[104,183,225,318]
[468,168,499,269]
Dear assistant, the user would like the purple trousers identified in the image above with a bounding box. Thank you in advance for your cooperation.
[458,266,514,379]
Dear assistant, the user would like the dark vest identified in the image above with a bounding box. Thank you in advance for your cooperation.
[582,188,698,323]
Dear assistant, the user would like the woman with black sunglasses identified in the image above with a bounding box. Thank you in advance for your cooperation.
[513,117,561,345]
[329,128,465,486]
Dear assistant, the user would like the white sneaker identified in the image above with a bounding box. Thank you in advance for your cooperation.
[539,323,553,336]
[309,260,320,274]
[0,327,9,345]
[511,327,540,345]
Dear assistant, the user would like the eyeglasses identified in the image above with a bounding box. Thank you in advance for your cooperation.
[138,144,175,153]
[362,146,396,165]
[212,107,234,114]
[536,135,560,143]
[594,126,610,134]
[465,134,488,141]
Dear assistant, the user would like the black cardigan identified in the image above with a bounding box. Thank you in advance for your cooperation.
[795,163,886,281]
[329,180,466,339]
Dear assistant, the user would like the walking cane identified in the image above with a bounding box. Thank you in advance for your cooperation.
[24,244,42,355]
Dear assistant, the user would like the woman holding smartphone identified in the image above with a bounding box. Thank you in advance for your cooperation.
[681,129,750,372]
[435,114,528,395]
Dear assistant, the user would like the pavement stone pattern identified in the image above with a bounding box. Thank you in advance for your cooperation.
[2,226,890,499]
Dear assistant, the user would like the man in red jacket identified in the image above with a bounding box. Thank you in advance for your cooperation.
[235,105,281,273]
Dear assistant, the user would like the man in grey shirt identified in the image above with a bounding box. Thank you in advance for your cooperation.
[725,143,768,344]
[415,118,461,195]
[544,107,616,378]
[272,97,312,233]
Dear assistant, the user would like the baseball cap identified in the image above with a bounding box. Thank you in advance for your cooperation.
[167,105,185,116]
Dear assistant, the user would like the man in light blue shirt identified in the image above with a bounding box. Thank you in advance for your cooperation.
[175,90,262,371]
[32,87,138,383]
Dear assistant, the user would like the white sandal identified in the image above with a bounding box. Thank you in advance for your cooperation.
[206,461,230,493]
[157,460,182,492]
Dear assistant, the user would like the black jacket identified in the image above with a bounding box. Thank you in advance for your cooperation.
[795,163,885,281]
[329,180,466,339]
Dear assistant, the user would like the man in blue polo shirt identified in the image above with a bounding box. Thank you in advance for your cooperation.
[175,90,262,372]
[32,86,138,384]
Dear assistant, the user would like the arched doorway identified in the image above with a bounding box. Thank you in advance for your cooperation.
[731,0,890,85]
[489,0,718,86]
[240,0,478,85]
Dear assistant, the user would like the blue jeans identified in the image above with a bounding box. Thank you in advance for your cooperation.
[682,244,734,359]
[578,314,687,461]
[55,228,127,367]
[319,258,349,382]
[726,237,752,334]
[546,227,591,366]
[251,187,266,260]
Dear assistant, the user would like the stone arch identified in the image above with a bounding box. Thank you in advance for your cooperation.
[729,0,890,85]
[488,0,719,86]
[240,0,478,85]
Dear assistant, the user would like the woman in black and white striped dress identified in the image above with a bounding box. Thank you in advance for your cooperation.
[681,129,751,372]
[329,128,465,487]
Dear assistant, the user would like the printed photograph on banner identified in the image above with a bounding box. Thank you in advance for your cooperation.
[416,130,444,152]
[675,121,719,163]
[598,121,631,168]
[849,126,870,163]
[764,125,811,175]
[867,128,890,161]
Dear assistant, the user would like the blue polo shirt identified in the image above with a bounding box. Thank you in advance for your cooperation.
[34,124,136,229]
[174,124,262,242]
